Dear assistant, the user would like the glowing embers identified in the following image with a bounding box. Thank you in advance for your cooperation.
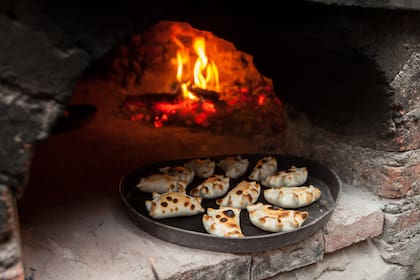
[122,84,283,135]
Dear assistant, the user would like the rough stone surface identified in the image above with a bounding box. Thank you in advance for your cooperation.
[0,185,21,279]
[0,12,88,194]
[0,262,24,280]
[382,209,420,244]
[0,237,20,276]
[414,259,420,280]
[0,185,12,236]
[0,15,88,103]
[374,234,420,266]
[20,198,252,280]
[0,87,62,194]
[272,240,412,280]
[382,194,420,214]
[285,111,420,198]
[323,184,384,253]
[389,51,420,151]
[166,258,251,280]
[250,231,324,280]
[308,0,420,10]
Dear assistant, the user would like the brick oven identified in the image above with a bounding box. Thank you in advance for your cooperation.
[0,1,419,279]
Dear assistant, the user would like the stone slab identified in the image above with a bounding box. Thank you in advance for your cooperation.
[323,184,384,253]
[21,197,252,280]
[250,231,324,280]
[273,240,411,280]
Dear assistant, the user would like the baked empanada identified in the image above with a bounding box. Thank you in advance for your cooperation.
[264,185,321,209]
[145,192,204,219]
[216,180,261,209]
[249,156,277,181]
[184,158,215,178]
[159,166,195,186]
[189,175,230,199]
[262,166,308,188]
[217,156,249,179]
[137,174,186,193]
[202,207,244,238]
[246,203,308,232]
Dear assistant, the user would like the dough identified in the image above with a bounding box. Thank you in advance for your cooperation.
[137,173,186,193]
[264,185,321,209]
[216,180,261,209]
[262,166,308,188]
[249,156,277,181]
[189,174,230,199]
[217,156,249,179]
[159,166,195,186]
[184,158,215,178]
[145,192,204,219]
[246,203,308,232]
[202,207,243,238]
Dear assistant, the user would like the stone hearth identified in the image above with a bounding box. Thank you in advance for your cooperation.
[0,1,419,279]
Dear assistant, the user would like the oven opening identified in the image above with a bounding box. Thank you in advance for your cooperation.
[0,2,418,279]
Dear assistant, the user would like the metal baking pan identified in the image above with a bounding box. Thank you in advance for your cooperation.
[119,154,341,253]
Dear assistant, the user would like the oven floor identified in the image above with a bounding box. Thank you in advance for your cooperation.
[17,81,405,280]
[17,80,281,279]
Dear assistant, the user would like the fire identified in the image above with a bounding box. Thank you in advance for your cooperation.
[116,22,284,135]
[175,36,220,100]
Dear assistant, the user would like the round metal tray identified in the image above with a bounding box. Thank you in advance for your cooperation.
[119,154,341,253]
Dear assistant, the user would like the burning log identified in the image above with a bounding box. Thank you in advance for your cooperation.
[120,90,223,127]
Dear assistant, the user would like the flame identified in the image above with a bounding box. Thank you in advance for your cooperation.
[174,36,220,100]
[176,51,183,81]
[181,83,199,101]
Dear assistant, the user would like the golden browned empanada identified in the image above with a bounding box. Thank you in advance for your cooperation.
[159,166,195,186]
[264,185,321,209]
[189,175,230,199]
[216,180,261,209]
[217,156,249,179]
[136,174,186,193]
[145,192,204,219]
[184,158,215,178]
[246,203,308,232]
[202,207,244,238]
[249,156,277,181]
[262,166,308,188]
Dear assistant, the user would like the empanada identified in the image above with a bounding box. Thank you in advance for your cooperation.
[246,203,308,232]
[217,156,249,179]
[159,166,195,186]
[264,185,321,209]
[189,175,230,199]
[262,166,308,188]
[137,174,186,193]
[145,192,204,219]
[184,158,215,178]
[202,207,244,238]
[249,156,277,181]
[216,180,261,209]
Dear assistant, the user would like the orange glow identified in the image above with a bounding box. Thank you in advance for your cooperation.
[257,94,266,106]
[174,36,220,100]
[202,101,216,113]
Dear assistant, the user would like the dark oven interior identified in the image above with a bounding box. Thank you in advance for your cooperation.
[0,1,419,279]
